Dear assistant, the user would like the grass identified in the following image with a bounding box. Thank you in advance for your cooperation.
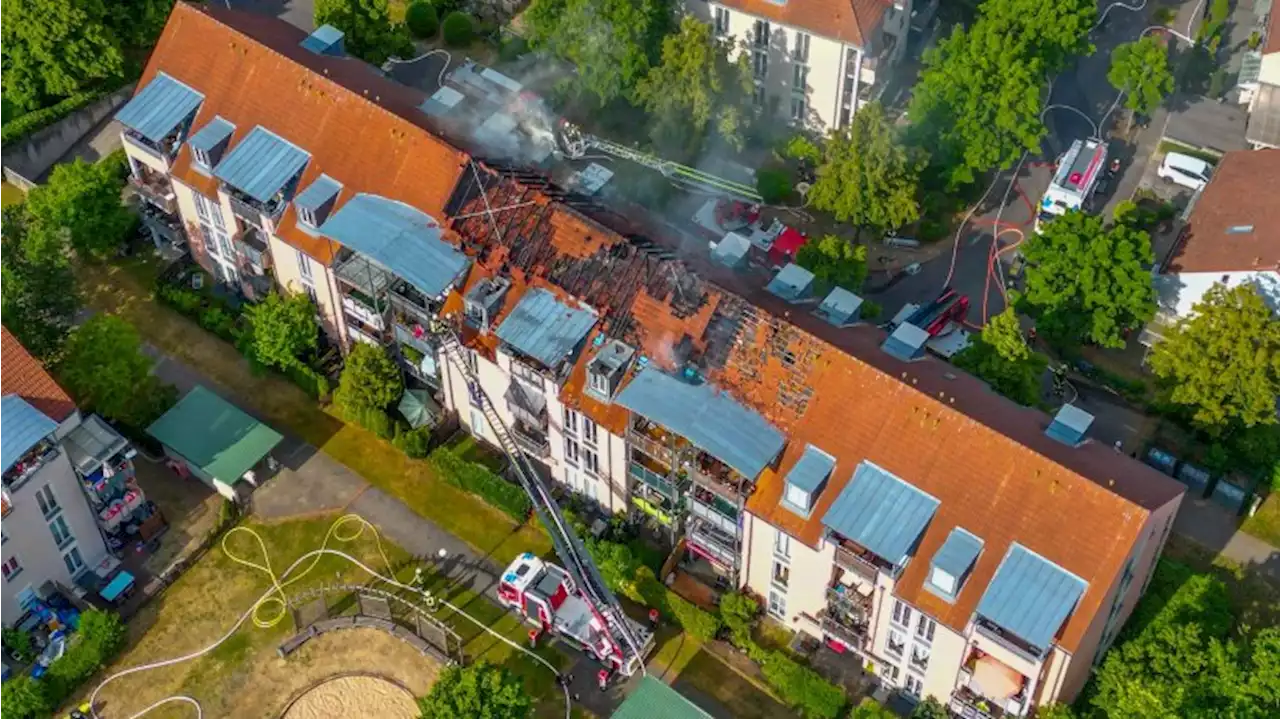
[1156,139,1223,165]
[673,649,796,719]
[1161,534,1280,631]
[79,257,552,561]
[1,180,25,207]
[1240,492,1280,550]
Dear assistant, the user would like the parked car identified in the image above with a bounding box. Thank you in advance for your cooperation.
[1157,152,1213,192]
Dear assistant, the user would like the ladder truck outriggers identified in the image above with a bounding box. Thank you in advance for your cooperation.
[429,319,655,679]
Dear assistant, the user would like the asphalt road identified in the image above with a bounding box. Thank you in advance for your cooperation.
[869,0,1195,327]
[224,0,314,31]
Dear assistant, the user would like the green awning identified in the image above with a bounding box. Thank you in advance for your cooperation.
[612,677,710,719]
[146,385,283,485]
[398,389,441,429]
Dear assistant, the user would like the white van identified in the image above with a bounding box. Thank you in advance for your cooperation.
[1157,152,1213,192]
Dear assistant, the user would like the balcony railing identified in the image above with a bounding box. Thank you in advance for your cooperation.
[512,422,551,458]
[629,462,679,501]
[123,130,171,165]
[689,491,739,534]
[818,606,869,650]
[691,465,750,502]
[129,175,177,214]
[139,205,185,245]
[687,519,738,569]
[342,292,386,331]
[394,323,434,356]
[950,685,1029,719]
[3,441,60,493]
[627,428,678,465]
[974,617,1044,664]
[833,544,882,584]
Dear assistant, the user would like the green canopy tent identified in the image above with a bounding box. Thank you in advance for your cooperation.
[398,388,442,429]
[611,676,710,719]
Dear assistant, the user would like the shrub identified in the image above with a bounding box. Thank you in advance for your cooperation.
[406,1,440,38]
[12,609,131,718]
[393,424,435,459]
[0,675,52,719]
[283,360,332,400]
[157,283,204,317]
[631,567,721,640]
[760,651,847,718]
[859,300,882,321]
[199,306,236,340]
[719,591,759,646]
[428,446,531,520]
[756,168,793,204]
[3,626,35,662]
[498,35,530,63]
[441,11,473,47]
[582,537,641,594]
[347,403,396,440]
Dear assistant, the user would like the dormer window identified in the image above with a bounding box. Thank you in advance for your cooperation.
[298,206,318,228]
[926,527,983,602]
[929,567,957,595]
[586,339,635,402]
[193,147,212,168]
[781,444,835,517]
[293,174,342,231]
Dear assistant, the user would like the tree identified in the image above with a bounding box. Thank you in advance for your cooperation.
[849,698,897,719]
[441,11,473,48]
[807,102,924,232]
[796,235,868,291]
[634,17,753,153]
[953,307,1048,406]
[976,0,1096,73]
[336,342,403,413]
[910,697,950,719]
[58,315,176,428]
[0,675,53,719]
[315,0,412,65]
[25,158,133,259]
[1,206,80,359]
[0,0,126,113]
[1108,36,1174,116]
[405,1,439,39]
[1148,284,1280,434]
[243,290,318,371]
[524,0,668,106]
[583,537,639,593]
[1021,210,1156,349]
[417,661,531,719]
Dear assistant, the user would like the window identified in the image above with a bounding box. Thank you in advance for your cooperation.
[63,546,85,576]
[783,482,809,512]
[582,418,598,446]
[217,230,234,258]
[465,348,479,374]
[303,284,318,304]
[771,560,790,588]
[789,96,807,122]
[774,531,791,559]
[793,32,811,62]
[209,200,226,231]
[467,380,484,409]
[563,407,579,436]
[48,515,72,549]
[753,19,770,48]
[792,64,809,91]
[915,614,936,643]
[887,665,901,683]
[1,556,21,581]
[35,485,59,518]
[713,6,730,35]
[583,447,600,476]
[193,147,211,169]
[469,407,486,437]
[886,628,906,657]
[752,84,766,109]
[588,370,609,395]
[564,437,581,466]
[767,589,787,619]
[903,673,924,697]
[929,566,956,595]
[195,193,210,221]
[564,467,578,493]
[910,645,931,672]
[840,107,852,128]
[297,250,314,281]
[297,206,317,228]
[753,51,769,80]
[892,600,912,628]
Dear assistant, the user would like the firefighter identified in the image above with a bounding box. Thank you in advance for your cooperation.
[597,669,610,691]
[648,607,659,630]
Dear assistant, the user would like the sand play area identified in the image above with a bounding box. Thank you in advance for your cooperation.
[282,675,418,719]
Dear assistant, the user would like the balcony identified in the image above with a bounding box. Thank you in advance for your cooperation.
[139,203,185,246]
[690,453,751,502]
[629,461,679,501]
[833,543,884,585]
[688,485,740,535]
[130,173,177,214]
[687,518,738,570]
[342,290,386,331]
[818,606,870,651]
[950,684,1030,719]
[3,440,60,493]
[505,380,548,431]
[389,280,435,323]
[512,421,551,458]
[123,129,177,166]
[394,323,434,356]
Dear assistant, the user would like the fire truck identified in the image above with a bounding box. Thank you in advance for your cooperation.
[1035,138,1108,233]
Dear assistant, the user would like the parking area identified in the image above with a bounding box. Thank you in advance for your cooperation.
[1135,139,1221,205]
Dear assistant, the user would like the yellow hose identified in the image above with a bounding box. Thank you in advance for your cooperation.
[219,514,398,629]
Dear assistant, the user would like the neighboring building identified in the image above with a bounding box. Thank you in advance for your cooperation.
[684,0,913,130]
[612,675,711,719]
[1148,148,1280,342]
[124,9,1189,713]
[1,329,111,624]
[1243,10,1280,148]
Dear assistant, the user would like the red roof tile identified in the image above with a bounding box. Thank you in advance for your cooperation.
[1,327,76,422]
[1166,149,1280,274]
[715,0,891,47]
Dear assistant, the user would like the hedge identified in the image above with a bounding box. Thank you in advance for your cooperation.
[283,360,331,400]
[393,424,435,459]
[428,446,531,520]
[1,87,116,145]
[0,609,128,719]
[630,566,721,641]
[760,651,847,719]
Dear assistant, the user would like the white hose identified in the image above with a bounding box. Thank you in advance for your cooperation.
[383,49,453,90]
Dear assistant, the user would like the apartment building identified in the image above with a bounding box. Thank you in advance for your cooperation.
[125,10,1187,711]
[2,329,112,624]
[685,0,912,129]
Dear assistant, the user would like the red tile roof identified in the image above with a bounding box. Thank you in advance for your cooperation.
[1265,8,1280,55]
[138,3,469,266]
[1,327,76,422]
[715,0,892,47]
[1166,149,1280,274]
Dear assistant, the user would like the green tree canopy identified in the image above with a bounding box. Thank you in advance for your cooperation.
[807,102,924,232]
[1021,210,1156,349]
[977,0,1096,73]
[58,315,176,428]
[849,697,897,719]
[315,0,412,65]
[795,235,869,291]
[405,1,439,39]
[953,307,1047,406]
[909,697,950,719]
[336,342,403,413]
[524,0,669,106]
[25,158,133,259]
[1,206,80,359]
[1148,284,1280,434]
[1108,36,1175,116]
[634,16,753,153]
[0,0,125,113]
[243,290,318,371]
[417,661,531,719]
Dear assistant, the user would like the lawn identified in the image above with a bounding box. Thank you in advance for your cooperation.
[1161,534,1280,631]
[1,180,24,207]
[79,257,552,561]
[1240,492,1280,548]
[673,649,796,719]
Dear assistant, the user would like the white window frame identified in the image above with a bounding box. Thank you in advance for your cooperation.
[63,546,85,576]
[887,628,907,657]
[783,482,809,511]
[753,19,770,48]
[35,485,59,518]
[790,95,807,123]
[892,599,912,628]
[48,514,73,549]
[903,672,924,698]
[588,370,609,395]
[915,614,936,644]
[713,6,730,36]
[794,32,811,63]
[792,64,809,91]
[297,249,314,281]
[929,566,957,595]
[2,556,22,581]
[583,446,600,476]
[193,147,212,169]
[752,84,766,109]
[297,205,318,229]
[771,559,790,589]
[753,51,768,80]
[582,418,598,445]
[767,589,787,619]
[563,407,580,436]
[564,436,581,466]
[910,644,931,673]
[774,531,791,559]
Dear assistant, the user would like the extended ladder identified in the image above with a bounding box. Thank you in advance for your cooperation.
[433,326,648,674]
